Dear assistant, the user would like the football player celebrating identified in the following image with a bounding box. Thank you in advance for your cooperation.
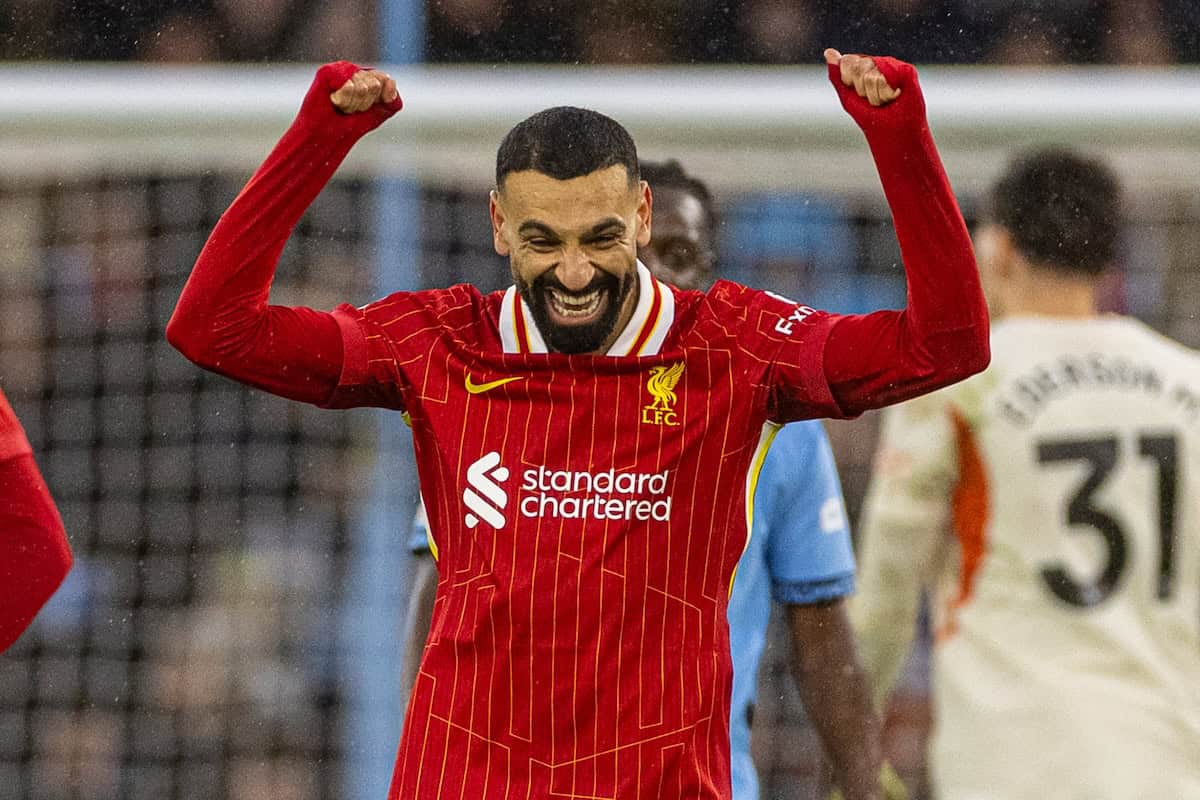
[169,49,987,799]
[402,158,904,799]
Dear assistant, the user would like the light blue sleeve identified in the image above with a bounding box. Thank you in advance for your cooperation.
[760,420,856,605]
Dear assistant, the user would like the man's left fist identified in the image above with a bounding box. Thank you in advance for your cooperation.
[825,48,901,107]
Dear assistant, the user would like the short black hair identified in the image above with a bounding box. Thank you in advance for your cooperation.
[988,147,1121,276]
[639,159,717,232]
[496,106,639,188]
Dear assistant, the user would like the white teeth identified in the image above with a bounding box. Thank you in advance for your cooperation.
[548,288,604,319]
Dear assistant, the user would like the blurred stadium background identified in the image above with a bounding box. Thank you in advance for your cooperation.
[1,2,1199,799]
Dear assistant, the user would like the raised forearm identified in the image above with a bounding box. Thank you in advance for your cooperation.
[167,62,401,404]
[822,56,989,413]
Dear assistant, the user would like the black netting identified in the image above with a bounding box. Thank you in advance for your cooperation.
[1,172,1195,800]
[0,174,375,800]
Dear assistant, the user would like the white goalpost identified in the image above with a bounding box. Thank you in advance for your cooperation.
[2,63,1199,195]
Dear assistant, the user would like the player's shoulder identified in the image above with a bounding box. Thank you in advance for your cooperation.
[363,283,485,316]
[1116,316,1200,365]
[336,283,508,356]
[355,283,493,335]
[985,317,1048,362]
[699,280,831,343]
[991,314,1200,371]
[663,282,705,321]
[704,279,797,313]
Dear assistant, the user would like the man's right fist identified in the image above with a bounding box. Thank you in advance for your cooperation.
[297,62,402,136]
[331,69,400,114]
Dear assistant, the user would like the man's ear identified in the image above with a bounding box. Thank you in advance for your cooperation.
[490,189,510,256]
[636,180,652,248]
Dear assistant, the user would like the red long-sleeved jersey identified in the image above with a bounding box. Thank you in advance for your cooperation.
[0,388,71,654]
[168,59,987,799]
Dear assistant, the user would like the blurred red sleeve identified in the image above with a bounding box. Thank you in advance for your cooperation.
[0,392,71,654]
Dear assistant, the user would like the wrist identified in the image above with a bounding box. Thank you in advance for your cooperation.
[856,98,929,141]
[861,117,932,157]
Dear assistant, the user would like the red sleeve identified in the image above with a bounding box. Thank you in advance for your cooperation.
[166,61,403,407]
[322,299,415,411]
[0,392,71,654]
[321,283,489,410]
[712,283,844,421]
[820,57,990,415]
[0,390,31,462]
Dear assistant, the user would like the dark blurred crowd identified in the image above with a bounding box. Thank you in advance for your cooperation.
[4,0,1199,64]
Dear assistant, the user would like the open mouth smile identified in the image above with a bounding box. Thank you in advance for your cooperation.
[547,286,607,324]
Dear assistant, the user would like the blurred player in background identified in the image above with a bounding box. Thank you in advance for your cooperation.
[169,50,988,799]
[853,148,1200,798]
[401,159,904,800]
[0,386,71,654]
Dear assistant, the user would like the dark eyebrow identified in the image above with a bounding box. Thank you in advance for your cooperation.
[518,218,626,240]
[587,218,626,237]
[518,221,559,238]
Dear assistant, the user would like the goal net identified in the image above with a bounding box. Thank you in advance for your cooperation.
[1,62,1198,800]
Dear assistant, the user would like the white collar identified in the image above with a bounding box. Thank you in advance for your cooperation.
[499,261,675,356]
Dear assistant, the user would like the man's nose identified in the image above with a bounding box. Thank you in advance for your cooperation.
[555,247,596,292]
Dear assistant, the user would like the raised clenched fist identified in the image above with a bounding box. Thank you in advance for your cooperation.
[825,48,901,107]
[330,69,400,114]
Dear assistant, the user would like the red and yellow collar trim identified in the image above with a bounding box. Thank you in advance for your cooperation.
[499,261,675,356]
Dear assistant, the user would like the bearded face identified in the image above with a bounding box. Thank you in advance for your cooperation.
[490,165,652,354]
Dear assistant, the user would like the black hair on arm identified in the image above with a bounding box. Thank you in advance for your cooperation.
[496,106,639,188]
[988,147,1122,277]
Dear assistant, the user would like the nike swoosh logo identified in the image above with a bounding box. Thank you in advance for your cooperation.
[465,373,525,395]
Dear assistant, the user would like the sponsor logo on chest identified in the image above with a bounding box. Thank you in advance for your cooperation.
[462,452,673,529]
